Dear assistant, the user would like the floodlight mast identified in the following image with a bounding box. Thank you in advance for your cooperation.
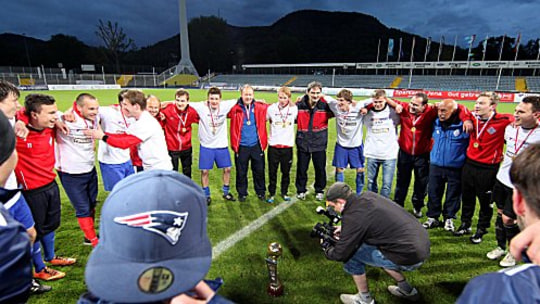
[176,0,199,76]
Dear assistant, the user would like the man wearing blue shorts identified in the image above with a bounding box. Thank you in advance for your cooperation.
[326,89,371,195]
[323,182,430,304]
[189,87,237,205]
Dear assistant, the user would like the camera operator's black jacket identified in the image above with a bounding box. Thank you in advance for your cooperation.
[325,191,430,266]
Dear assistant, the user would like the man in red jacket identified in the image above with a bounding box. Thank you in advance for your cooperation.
[15,94,76,282]
[161,89,199,178]
[228,85,269,202]
[390,93,471,217]
[454,92,514,244]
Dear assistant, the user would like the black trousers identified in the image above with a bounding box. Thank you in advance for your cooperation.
[169,148,193,178]
[296,150,327,194]
[393,149,429,210]
[234,145,266,197]
[22,181,61,240]
[460,159,499,230]
[267,146,293,196]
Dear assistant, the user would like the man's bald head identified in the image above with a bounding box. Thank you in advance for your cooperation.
[438,99,457,122]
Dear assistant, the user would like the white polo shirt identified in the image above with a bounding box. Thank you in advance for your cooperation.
[55,111,97,174]
[496,124,540,188]
[364,105,400,160]
[98,105,134,164]
[190,99,236,149]
[126,111,172,171]
[267,102,298,147]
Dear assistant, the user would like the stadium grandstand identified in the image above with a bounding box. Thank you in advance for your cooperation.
[2,60,540,92]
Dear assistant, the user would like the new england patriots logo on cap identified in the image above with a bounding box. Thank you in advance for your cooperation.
[114,211,188,245]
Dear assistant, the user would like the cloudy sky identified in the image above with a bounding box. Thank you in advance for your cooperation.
[2,0,538,48]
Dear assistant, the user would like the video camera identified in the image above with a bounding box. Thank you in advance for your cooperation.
[310,206,341,249]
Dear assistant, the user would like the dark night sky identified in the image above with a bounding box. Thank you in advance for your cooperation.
[2,0,538,48]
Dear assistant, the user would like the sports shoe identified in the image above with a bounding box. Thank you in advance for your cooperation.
[453,224,472,236]
[499,252,516,267]
[387,285,420,301]
[315,193,325,201]
[281,194,291,201]
[239,196,247,202]
[266,196,275,203]
[34,267,65,281]
[486,246,506,260]
[422,217,439,229]
[297,192,307,200]
[443,218,455,232]
[257,194,265,201]
[339,293,375,304]
[30,279,52,294]
[222,193,236,201]
[413,208,423,218]
[470,228,487,244]
[206,197,212,206]
[47,256,76,266]
[83,237,92,246]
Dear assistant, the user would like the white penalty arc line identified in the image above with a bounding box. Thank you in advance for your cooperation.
[212,199,297,259]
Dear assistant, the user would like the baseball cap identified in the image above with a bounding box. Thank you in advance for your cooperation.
[325,182,353,202]
[0,111,15,166]
[85,170,212,303]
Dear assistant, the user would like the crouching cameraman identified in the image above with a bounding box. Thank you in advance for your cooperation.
[322,182,430,304]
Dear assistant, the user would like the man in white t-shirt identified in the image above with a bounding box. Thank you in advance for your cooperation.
[326,89,371,195]
[96,89,135,191]
[266,86,298,203]
[363,90,400,198]
[56,93,100,247]
[189,87,237,205]
[85,90,172,171]
[486,96,540,267]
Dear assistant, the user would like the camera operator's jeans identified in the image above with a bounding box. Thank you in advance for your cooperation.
[343,243,424,275]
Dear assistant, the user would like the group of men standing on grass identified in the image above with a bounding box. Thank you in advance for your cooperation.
[2,76,540,301]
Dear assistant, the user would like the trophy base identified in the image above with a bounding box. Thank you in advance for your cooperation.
[267,285,284,297]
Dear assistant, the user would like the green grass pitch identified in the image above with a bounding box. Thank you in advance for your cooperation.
[19,88,517,304]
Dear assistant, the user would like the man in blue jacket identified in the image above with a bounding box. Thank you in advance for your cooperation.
[423,99,469,232]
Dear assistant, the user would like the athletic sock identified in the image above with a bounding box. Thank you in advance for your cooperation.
[505,223,520,244]
[41,231,55,262]
[77,217,99,247]
[32,242,46,272]
[356,172,365,194]
[222,185,230,195]
[359,291,373,302]
[397,280,413,293]
[335,171,344,182]
[203,186,211,198]
[495,213,506,249]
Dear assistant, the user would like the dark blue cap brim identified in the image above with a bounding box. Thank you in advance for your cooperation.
[85,243,212,303]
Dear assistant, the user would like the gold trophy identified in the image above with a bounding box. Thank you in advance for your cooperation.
[265,242,284,297]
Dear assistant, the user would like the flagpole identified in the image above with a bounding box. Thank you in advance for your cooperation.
[512,33,521,76]
[450,35,457,75]
[423,37,431,75]
[397,37,403,75]
[408,37,416,88]
[465,35,475,76]
[436,36,444,75]
[498,35,506,61]
[481,35,488,75]
[535,39,540,76]
[376,38,381,75]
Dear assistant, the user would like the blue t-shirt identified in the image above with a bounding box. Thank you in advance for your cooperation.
[239,103,259,147]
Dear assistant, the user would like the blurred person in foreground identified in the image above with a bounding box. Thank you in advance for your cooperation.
[322,182,430,304]
[0,110,33,304]
[79,170,233,304]
[457,143,540,303]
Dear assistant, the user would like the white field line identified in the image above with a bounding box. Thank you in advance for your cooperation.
[212,199,297,259]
